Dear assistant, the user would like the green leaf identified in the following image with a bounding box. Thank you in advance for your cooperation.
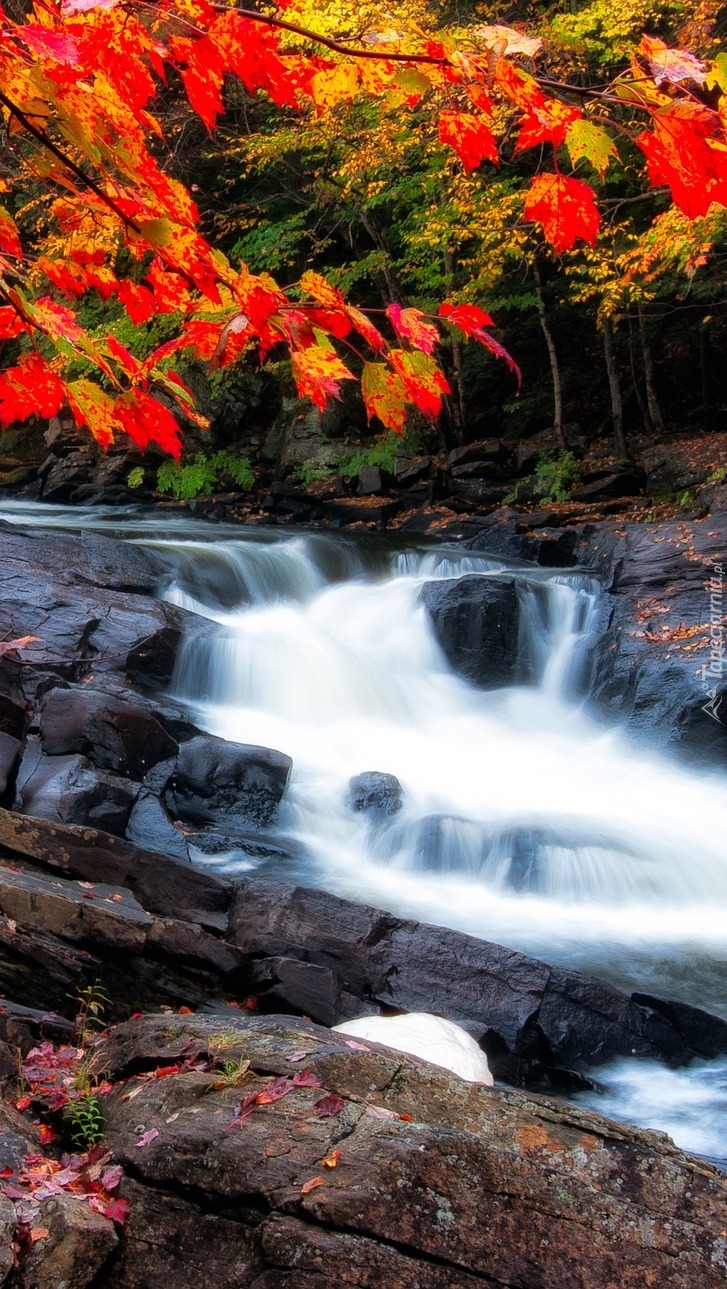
[565,120,618,179]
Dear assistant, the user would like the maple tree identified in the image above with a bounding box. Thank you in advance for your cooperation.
[0,0,725,453]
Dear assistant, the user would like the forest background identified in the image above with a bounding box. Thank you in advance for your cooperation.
[1,0,726,498]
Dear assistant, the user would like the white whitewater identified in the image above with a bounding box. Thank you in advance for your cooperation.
[157,533,727,1003]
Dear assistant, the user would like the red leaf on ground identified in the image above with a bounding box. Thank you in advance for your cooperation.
[314,1094,345,1119]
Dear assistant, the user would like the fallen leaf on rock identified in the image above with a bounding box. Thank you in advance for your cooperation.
[292,1068,322,1088]
[105,1198,129,1226]
[29,1226,49,1242]
[256,1076,295,1105]
[289,1050,312,1062]
[341,1039,370,1051]
[0,635,40,657]
[365,1104,398,1120]
[135,1129,159,1148]
[100,1165,123,1191]
[314,1095,345,1119]
[301,1176,325,1194]
[321,1148,341,1168]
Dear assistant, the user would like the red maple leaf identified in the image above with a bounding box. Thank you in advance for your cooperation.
[523,172,600,252]
[438,110,498,172]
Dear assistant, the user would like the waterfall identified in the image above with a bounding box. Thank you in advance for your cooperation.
[155,529,727,1021]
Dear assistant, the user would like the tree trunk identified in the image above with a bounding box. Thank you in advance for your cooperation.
[637,305,666,436]
[533,260,565,449]
[700,325,713,428]
[602,316,627,457]
[627,312,653,433]
[443,249,466,445]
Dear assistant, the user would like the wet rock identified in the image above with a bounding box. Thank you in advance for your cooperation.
[348,771,403,818]
[165,735,291,830]
[0,807,232,930]
[0,862,153,951]
[570,469,645,502]
[15,1193,117,1289]
[420,575,520,688]
[93,1012,727,1289]
[447,439,506,470]
[40,687,178,778]
[357,465,383,495]
[0,734,20,798]
[125,790,190,863]
[228,878,727,1075]
[14,741,138,837]
[0,1194,14,1284]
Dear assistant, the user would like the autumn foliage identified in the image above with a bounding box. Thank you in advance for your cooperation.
[0,0,725,452]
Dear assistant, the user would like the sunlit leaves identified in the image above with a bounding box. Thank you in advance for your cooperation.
[291,344,355,410]
[361,362,408,433]
[565,120,618,179]
[523,173,601,253]
[386,304,439,355]
[639,35,707,88]
[438,111,498,172]
[0,353,66,427]
[0,207,21,258]
[636,103,727,219]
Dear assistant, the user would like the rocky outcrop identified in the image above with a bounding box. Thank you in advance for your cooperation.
[0,524,291,859]
[420,575,525,688]
[347,771,403,818]
[2,1011,725,1287]
[463,513,727,766]
[0,808,724,1087]
[17,1011,714,1288]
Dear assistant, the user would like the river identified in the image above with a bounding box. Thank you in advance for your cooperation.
[2,499,726,1160]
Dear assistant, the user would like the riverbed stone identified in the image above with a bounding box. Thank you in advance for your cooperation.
[39,686,178,778]
[420,575,521,687]
[164,734,292,830]
[348,771,403,818]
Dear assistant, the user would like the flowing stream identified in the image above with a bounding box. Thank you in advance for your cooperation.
[2,500,727,1159]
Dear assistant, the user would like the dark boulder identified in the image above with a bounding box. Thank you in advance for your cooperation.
[39,686,178,779]
[14,740,138,836]
[0,733,20,798]
[348,771,403,818]
[228,878,727,1077]
[164,734,292,830]
[125,790,190,863]
[420,575,520,687]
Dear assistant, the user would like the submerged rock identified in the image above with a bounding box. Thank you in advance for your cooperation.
[347,771,403,818]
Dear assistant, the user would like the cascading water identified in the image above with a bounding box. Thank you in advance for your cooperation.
[2,500,727,1157]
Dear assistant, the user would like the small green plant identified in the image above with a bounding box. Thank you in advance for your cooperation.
[707,467,727,485]
[67,1092,105,1149]
[156,451,254,500]
[127,465,144,489]
[75,984,111,1046]
[208,1056,252,1090]
[507,449,581,505]
[291,462,333,487]
[337,433,402,479]
[532,450,580,502]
